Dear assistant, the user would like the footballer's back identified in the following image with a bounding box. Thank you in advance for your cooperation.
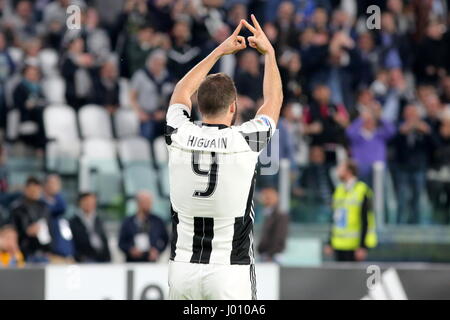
[165,103,274,265]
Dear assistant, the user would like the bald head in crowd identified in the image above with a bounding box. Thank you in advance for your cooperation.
[136,191,153,215]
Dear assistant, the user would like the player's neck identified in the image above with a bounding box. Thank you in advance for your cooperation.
[202,117,231,127]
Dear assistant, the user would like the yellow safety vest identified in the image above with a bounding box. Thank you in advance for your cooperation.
[331,181,377,250]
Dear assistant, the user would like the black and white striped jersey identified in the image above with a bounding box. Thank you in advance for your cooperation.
[165,103,275,265]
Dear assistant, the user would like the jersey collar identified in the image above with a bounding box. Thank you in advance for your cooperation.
[201,123,229,129]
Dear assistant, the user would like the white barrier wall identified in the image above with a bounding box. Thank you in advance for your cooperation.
[44,263,280,300]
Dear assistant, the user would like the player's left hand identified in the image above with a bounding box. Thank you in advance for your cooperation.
[217,21,246,56]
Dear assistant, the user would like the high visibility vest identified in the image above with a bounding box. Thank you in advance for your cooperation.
[331,181,377,251]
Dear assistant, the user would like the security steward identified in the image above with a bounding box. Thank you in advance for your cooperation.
[324,160,377,262]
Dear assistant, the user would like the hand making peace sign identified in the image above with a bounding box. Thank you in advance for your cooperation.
[217,20,247,56]
[217,14,275,57]
[242,14,275,55]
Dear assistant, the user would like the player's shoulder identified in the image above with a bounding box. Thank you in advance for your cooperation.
[233,114,275,135]
[230,114,276,153]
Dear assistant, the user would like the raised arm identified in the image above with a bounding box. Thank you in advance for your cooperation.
[243,15,283,124]
[169,21,247,109]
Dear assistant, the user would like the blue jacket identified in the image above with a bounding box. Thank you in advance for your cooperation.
[44,193,75,258]
[119,213,168,262]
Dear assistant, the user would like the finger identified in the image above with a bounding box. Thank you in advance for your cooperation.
[236,36,246,48]
[232,20,243,36]
[251,14,262,31]
[242,19,257,34]
[248,36,257,43]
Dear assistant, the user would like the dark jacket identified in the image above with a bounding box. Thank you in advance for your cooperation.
[394,124,432,170]
[43,193,75,258]
[299,164,335,204]
[92,75,120,109]
[118,213,168,262]
[69,213,111,263]
[257,208,289,258]
[13,80,46,122]
[10,197,52,258]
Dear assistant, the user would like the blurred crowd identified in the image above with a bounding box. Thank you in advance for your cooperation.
[0,174,169,266]
[0,0,450,267]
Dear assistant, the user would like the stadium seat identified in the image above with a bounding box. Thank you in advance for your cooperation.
[153,136,168,166]
[44,105,79,140]
[44,105,80,174]
[39,48,59,77]
[119,78,131,107]
[114,108,140,138]
[6,109,20,141]
[7,156,45,188]
[123,165,158,198]
[79,104,113,139]
[42,76,66,104]
[4,73,21,107]
[158,164,170,198]
[79,138,122,206]
[6,109,39,142]
[117,136,152,167]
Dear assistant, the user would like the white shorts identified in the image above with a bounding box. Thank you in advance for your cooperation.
[168,260,257,300]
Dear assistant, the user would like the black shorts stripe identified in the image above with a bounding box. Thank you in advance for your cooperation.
[230,169,256,265]
[190,217,214,264]
[170,206,179,260]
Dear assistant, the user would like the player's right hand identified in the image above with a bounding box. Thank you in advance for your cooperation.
[243,14,274,55]
[217,21,246,56]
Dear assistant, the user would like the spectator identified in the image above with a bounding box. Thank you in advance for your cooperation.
[377,11,409,70]
[70,192,111,263]
[42,174,74,262]
[272,1,299,51]
[22,37,42,68]
[167,19,201,81]
[42,0,80,49]
[355,32,378,87]
[235,50,263,104]
[201,23,237,77]
[126,24,158,77]
[61,36,95,110]
[303,84,349,164]
[0,31,15,130]
[278,103,306,166]
[0,143,8,195]
[440,76,450,105]
[3,0,37,45]
[257,188,289,262]
[414,20,448,84]
[426,110,450,224]
[92,58,120,113]
[0,144,20,209]
[295,145,334,222]
[118,191,168,262]
[130,49,174,141]
[393,104,432,224]
[346,105,396,185]
[379,68,411,124]
[279,50,306,104]
[0,225,24,268]
[13,64,47,152]
[79,6,111,63]
[10,177,52,263]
